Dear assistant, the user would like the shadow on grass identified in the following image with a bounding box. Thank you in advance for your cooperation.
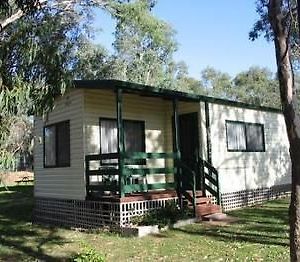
[0,185,70,261]
[174,198,289,247]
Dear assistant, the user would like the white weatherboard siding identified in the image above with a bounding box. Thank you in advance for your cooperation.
[209,103,291,194]
[34,89,85,200]
[83,89,170,184]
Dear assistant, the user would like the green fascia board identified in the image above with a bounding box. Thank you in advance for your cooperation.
[73,79,282,114]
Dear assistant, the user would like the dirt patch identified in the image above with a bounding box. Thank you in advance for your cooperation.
[0,171,34,185]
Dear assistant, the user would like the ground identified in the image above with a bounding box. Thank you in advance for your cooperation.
[0,185,289,261]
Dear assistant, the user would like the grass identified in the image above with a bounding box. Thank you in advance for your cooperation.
[0,185,290,261]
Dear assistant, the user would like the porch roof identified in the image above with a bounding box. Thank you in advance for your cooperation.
[74,79,282,113]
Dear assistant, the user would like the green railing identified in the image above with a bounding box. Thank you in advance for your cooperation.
[200,159,221,205]
[85,153,120,196]
[177,161,197,216]
[85,152,179,197]
[177,158,220,216]
[122,152,178,194]
[85,152,220,206]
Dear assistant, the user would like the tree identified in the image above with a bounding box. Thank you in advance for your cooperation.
[200,66,232,98]
[251,0,300,260]
[0,0,97,171]
[172,61,205,94]
[232,66,280,107]
[109,0,177,87]
[198,66,280,108]
[73,0,195,92]
[0,1,110,32]
[72,41,111,80]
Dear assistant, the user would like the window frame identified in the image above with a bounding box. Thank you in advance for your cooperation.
[43,120,71,168]
[99,118,146,165]
[225,120,265,153]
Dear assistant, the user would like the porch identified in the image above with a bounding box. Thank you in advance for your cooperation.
[84,87,221,219]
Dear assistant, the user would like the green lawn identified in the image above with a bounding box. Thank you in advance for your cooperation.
[0,185,290,261]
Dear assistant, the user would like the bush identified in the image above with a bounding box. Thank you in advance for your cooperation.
[72,243,105,262]
[131,201,193,228]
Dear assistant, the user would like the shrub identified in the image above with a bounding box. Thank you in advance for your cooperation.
[131,200,193,228]
[72,243,105,262]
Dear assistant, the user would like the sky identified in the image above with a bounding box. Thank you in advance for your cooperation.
[93,0,276,79]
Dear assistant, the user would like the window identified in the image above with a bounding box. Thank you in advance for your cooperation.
[226,121,265,152]
[44,121,70,167]
[100,118,145,164]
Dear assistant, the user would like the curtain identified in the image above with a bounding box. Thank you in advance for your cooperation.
[100,119,118,154]
[227,122,246,151]
[100,119,145,164]
[44,125,56,166]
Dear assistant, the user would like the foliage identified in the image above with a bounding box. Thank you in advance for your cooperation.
[199,66,281,108]
[72,41,111,80]
[72,243,105,262]
[231,66,281,107]
[0,115,33,171]
[108,0,178,88]
[200,66,232,98]
[0,0,94,169]
[131,201,193,228]
[250,0,300,66]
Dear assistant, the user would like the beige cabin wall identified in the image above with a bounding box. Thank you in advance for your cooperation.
[83,89,171,184]
[34,89,85,200]
[208,103,291,194]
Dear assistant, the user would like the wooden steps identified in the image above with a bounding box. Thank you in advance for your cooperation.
[195,203,221,217]
[184,190,222,219]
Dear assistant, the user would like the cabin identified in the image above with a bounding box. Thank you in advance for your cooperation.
[33,80,291,229]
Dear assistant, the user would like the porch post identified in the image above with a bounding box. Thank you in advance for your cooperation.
[117,88,125,197]
[172,99,182,207]
[204,101,212,164]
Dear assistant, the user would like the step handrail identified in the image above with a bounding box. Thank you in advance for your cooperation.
[199,158,221,205]
[177,160,197,216]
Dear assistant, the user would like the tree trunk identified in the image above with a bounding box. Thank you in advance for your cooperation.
[269,1,300,261]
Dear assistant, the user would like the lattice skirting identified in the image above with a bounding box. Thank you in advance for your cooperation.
[33,197,178,229]
[220,184,291,211]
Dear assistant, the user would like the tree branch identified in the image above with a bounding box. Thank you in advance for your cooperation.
[0,9,24,31]
[0,0,108,32]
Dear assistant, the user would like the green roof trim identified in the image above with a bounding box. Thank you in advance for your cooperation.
[73,79,282,114]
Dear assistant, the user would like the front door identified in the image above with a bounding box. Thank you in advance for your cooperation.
[178,112,200,191]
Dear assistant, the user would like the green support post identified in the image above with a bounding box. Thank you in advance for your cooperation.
[204,101,211,197]
[117,88,125,197]
[172,99,182,208]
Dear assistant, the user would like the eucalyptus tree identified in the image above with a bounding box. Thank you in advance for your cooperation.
[200,67,233,98]
[72,41,111,80]
[198,66,280,108]
[251,0,300,260]
[0,0,99,171]
[109,0,178,87]
[232,67,280,108]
